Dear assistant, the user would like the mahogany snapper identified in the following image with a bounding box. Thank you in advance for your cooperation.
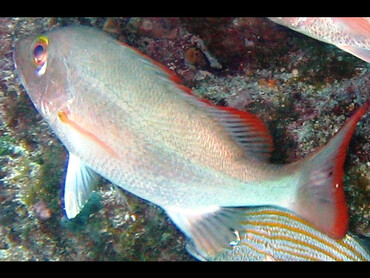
[13,25,369,257]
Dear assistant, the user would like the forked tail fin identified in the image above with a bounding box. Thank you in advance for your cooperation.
[290,103,369,239]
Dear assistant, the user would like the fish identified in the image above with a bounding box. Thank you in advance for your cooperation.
[187,206,370,261]
[268,17,370,63]
[13,25,369,257]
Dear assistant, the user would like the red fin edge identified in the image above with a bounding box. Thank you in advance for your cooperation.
[219,106,274,147]
[119,41,181,84]
[176,84,274,159]
[294,102,369,239]
[331,102,370,238]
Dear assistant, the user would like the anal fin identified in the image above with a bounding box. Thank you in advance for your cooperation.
[64,152,100,219]
[165,206,243,257]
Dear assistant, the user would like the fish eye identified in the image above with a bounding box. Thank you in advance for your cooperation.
[31,35,49,75]
[33,44,46,64]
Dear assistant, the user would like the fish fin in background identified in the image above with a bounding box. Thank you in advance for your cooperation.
[289,103,369,239]
[165,206,244,257]
[64,152,100,219]
[119,41,274,162]
[336,45,370,63]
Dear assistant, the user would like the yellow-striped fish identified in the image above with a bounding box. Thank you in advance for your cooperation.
[188,207,370,261]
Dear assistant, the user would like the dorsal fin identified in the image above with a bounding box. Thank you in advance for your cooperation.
[118,40,274,161]
[119,41,181,83]
[176,84,274,161]
[212,105,274,161]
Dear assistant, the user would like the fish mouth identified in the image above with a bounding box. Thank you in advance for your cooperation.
[13,36,32,92]
[13,40,24,85]
[13,36,50,121]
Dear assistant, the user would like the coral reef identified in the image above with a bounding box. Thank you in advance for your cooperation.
[0,17,368,260]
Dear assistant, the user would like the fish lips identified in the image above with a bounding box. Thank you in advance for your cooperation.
[13,35,45,107]
[13,34,58,118]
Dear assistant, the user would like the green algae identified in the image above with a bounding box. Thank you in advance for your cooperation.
[20,144,65,209]
[0,134,16,156]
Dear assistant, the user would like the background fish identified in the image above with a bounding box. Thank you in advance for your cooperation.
[268,17,370,63]
[188,206,370,261]
[13,25,369,257]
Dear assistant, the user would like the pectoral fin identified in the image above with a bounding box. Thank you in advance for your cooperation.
[64,152,100,219]
[165,206,243,257]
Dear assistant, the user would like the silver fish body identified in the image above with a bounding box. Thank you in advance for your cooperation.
[13,25,369,257]
[13,26,292,208]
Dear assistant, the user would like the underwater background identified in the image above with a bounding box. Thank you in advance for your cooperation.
[0,17,369,260]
